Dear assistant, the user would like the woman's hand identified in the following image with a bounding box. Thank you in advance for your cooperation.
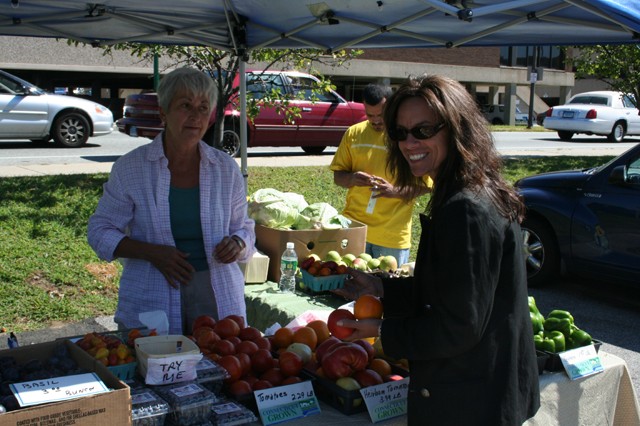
[338,318,382,341]
[146,244,195,289]
[332,268,384,300]
[214,236,244,264]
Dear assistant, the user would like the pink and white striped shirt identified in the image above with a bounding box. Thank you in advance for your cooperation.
[88,134,255,334]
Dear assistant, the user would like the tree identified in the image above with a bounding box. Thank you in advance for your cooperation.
[568,44,640,109]
[97,43,361,150]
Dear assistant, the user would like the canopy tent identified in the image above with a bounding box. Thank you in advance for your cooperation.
[1,0,640,172]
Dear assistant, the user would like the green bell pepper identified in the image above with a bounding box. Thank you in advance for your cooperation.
[544,317,572,338]
[530,311,544,335]
[545,330,566,352]
[533,334,544,351]
[539,336,556,353]
[570,328,592,347]
[547,309,574,324]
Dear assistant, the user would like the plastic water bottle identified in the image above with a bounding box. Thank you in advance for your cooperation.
[279,242,298,293]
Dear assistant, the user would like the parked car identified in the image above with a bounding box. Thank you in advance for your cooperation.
[116,70,367,156]
[516,143,640,287]
[543,91,640,142]
[481,104,529,125]
[0,69,113,147]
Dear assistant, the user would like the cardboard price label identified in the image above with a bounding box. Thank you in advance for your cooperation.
[360,377,410,423]
[145,353,202,385]
[560,345,603,380]
[255,381,320,425]
[11,373,109,407]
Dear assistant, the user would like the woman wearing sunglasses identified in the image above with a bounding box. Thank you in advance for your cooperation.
[334,75,540,425]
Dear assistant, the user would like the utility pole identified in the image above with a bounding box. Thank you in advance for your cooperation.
[527,46,539,129]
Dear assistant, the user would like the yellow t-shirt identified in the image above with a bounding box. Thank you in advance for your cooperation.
[330,120,428,249]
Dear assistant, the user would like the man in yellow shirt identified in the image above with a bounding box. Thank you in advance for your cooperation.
[330,84,429,266]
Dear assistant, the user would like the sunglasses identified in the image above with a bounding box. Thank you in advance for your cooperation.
[388,122,446,141]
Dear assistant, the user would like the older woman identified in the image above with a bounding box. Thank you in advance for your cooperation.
[336,75,540,425]
[88,67,255,335]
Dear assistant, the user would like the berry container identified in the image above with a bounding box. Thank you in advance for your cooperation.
[300,269,347,293]
[130,388,171,426]
[153,381,219,425]
[209,400,259,426]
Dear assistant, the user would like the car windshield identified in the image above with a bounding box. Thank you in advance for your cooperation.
[0,71,47,95]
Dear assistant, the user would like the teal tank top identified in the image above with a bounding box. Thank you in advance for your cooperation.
[169,186,209,271]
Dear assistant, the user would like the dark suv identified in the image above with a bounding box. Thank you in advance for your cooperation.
[116,70,366,156]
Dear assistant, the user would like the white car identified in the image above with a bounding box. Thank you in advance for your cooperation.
[0,70,113,147]
[482,104,529,125]
[543,91,640,142]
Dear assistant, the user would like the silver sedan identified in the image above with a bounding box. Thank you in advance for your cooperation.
[0,69,113,148]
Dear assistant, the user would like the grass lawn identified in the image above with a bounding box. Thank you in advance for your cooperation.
[0,156,613,332]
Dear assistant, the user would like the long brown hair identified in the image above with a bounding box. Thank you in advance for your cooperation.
[384,75,525,223]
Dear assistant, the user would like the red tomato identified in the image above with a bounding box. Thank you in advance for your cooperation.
[218,355,242,383]
[282,376,303,385]
[226,336,242,347]
[327,309,356,340]
[236,352,252,376]
[214,318,241,339]
[250,348,274,374]
[225,314,246,329]
[238,326,262,341]
[236,340,259,356]
[252,336,272,351]
[228,380,252,398]
[252,379,273,391]
[260,367,284,386]
[192,315,217,332]
[279,351,303,377]
[212,339,236,356]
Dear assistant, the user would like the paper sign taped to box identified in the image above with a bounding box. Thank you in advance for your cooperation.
[145,353,202,385]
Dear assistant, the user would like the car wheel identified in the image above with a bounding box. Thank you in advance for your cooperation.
[521,216,560,287]
[220,129,241,157]
[52,112,90,147]
[301,146,326,155]
[607,121,625,142]
[557,131,574,141]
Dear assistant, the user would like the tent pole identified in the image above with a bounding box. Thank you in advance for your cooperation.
[239,57,248,185]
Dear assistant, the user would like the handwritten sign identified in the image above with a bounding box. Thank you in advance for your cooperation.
[360,377,410,423]
[255,381,320,425]
[560,345,603,380]
[10,373,109,407]
[144,353,202,385]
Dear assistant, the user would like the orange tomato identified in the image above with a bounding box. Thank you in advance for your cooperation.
[292,326,318,351]
[306,320,331,344]
[354,294,384,319]
[370,358,392,377]
[272,327,294,349]
[317,267,332,276]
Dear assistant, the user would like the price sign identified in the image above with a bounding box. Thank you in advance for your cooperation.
[255,380,320,425]
[560,345,603,380]
[144,353,202,385]
[360,377,410,423]
[10,373,109,407]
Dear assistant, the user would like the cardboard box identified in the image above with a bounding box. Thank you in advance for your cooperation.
[0,340,131,425]
[255,220,367,282]
[238,250,270,283]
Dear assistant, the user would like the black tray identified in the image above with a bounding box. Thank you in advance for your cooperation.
[543,339,602,372]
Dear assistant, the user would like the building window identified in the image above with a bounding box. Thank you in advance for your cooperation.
[500,46,565,70]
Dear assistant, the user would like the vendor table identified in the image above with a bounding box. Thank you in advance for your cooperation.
[243,284,640,425]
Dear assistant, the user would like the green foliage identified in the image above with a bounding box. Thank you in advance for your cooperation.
[568,45,640,108]
[0,156,614,332]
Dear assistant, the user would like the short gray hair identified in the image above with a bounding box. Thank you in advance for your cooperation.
[157,67,217,111]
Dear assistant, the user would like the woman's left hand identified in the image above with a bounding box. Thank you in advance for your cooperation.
[214,236,244,263]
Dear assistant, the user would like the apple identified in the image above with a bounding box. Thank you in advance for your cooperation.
[327,309,356,339]
[353,369,383,388]
[367,258,381,270]
[335,377,363,407]
[352,339,375,364]
[351,257,368,271]
[358,253,372,262]
[379,255,398,272]
[342,253,356,267]
[325,250,342,262]
[321,342,369,380]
